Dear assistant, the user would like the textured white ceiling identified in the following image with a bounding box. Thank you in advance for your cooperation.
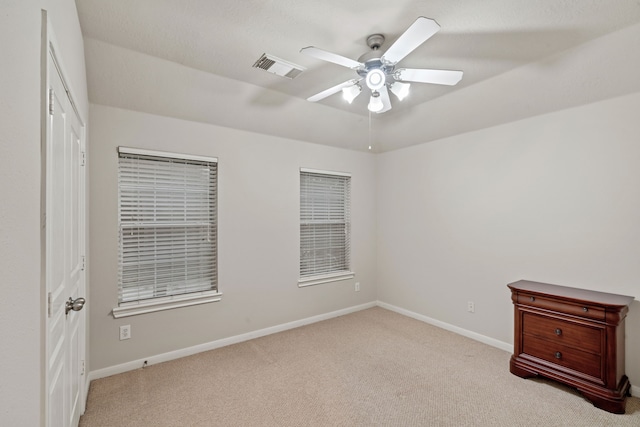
[77,0,640,152]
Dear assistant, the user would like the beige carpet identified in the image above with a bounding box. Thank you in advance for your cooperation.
[80,307,639,426]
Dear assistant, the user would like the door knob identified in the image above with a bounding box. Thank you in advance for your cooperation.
[65,297,86,315]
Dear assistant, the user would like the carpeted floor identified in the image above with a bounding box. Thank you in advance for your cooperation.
[80,307,639,426]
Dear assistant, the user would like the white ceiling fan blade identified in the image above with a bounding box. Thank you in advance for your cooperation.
[307,79,361,102]
[300,47,363,69]
[377,86,392,113]
[396,68,463,86]
[381,17,440,64]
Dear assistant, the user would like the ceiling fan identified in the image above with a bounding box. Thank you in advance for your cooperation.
[301,17,463,113]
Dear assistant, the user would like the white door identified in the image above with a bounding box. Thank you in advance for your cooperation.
[46,42,87,427]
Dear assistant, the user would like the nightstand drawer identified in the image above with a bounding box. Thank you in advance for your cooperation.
[523,334,602,379]
[518,293,605,321]
[522,312,602,354]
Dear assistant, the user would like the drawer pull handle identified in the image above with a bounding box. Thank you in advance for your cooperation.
[530,296,535,302]
[583,307,589,312]
[555,351,562,359]
[555,328,562,336]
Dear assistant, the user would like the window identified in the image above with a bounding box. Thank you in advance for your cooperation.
[113,147,220,318]
[299,168,354,287]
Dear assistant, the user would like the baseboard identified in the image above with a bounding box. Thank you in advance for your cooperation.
[632,385,639,397]
[88,301,377,382]
[376,301,514,353]
[81,374,91,415]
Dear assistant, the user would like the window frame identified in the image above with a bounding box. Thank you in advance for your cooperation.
[298,167,354,287]
[112,147,221,318]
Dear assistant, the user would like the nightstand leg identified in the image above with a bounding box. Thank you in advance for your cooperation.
[509,356,538,379]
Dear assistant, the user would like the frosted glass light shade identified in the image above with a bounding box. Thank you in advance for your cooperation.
[368,93,383,112]
[342,84,361,104]
[390,82,410,101]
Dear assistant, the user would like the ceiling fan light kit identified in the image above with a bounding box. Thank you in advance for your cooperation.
[365,68,386,91]
[301,16,463,113]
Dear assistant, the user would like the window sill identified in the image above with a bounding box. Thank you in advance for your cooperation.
[298,272,355,288]
[112,291,223,318]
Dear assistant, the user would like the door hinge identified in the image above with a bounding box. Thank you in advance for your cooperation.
[48,88,54,115]
[48,292,52,318]
[81,360,85,376]
[81,255,86,271]
[80,151,86,166]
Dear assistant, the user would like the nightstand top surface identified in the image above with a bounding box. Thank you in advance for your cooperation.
[507,280,634,308]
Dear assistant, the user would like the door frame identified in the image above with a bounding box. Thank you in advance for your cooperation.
[41,11,88,426]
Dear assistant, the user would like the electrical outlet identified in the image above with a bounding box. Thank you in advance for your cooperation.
[355,282,360,292]
[467,301,475,313]
[119,325,131,340]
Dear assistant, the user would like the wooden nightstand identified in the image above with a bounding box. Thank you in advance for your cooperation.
[508,280,634,414]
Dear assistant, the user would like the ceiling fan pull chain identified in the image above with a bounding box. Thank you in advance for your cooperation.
[368,111,372,151]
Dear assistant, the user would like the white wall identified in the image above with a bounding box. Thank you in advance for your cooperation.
[88,104,377,371]
[376,91,640,386]
[0,0,88,425]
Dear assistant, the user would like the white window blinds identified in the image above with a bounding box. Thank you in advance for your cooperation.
[300,169,351,279]
[118,147,217,304]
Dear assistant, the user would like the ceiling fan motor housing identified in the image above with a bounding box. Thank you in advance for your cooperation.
[357,56,395,88]
[358,34,395,88]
